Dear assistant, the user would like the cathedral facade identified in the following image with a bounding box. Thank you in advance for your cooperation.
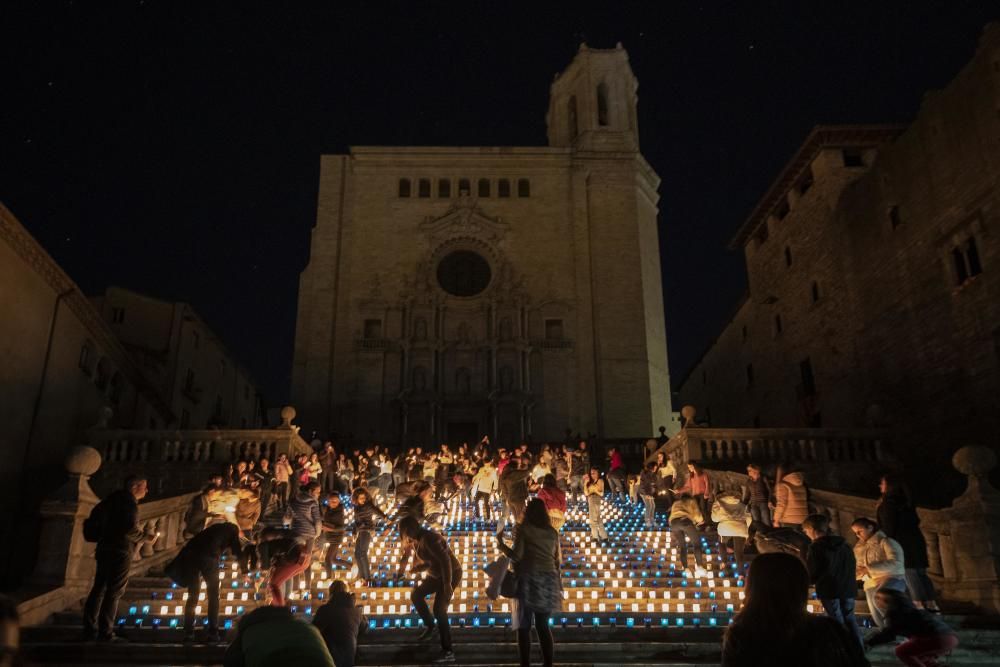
[292,45,672,447]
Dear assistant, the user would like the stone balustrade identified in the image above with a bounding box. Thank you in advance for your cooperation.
[86,406,313,497]
[132,490,199,572]
[17,446,199,627]
[662,426,888,467]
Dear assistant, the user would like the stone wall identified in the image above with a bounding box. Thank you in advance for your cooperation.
[677,24,1000,499]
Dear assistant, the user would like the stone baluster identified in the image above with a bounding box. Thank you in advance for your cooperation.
[152,517,166,553]
[140,519,157,558]
[925,529,943,578]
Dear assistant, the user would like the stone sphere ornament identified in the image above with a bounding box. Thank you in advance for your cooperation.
[65,446,102,477]
[952,445,997,477]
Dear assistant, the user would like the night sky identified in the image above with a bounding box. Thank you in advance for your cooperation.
[3,2,998,407]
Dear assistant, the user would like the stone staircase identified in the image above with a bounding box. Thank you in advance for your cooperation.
[21,498,1000,666]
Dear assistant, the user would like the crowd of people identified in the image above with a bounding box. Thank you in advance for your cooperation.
[74,435,959,667]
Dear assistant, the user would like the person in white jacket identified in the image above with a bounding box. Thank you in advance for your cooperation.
[851,517,906,628]
[711,493,751,575]
[471,460,499,521]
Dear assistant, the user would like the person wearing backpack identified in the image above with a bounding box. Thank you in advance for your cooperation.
[82,475,157,642]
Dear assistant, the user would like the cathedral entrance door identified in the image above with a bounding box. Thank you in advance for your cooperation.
[446,421,479,447]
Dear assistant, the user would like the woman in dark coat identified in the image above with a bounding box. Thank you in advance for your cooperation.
[722,552,869,667]
[876,474,940,612]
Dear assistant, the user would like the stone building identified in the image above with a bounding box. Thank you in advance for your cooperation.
[292,44,673,447]
[92,287,266,429]
[0,204,174,587]
[678,25,1000,485]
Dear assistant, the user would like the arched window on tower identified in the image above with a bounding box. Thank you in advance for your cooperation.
[498,179,511,198]
[568,95,578,140]
[418,178,431,198]
[597,82,610,127]
[458,178,471,196]
[438,178,451,198]
[398,178,411,198]
[478,178,490,197]
[517,178,530,197]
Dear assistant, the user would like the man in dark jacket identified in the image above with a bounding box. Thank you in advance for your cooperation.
[498,456,531,533]
[254,458,275,518]
[396,517,461,664]
[322,494,348,570]
[639,463,659,529]
[83,476,156,641]
[803,514,863,646]
[166,522,246,642]
[312,580,366,667]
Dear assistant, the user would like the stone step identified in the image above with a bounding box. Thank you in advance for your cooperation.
[20,629,1000,666]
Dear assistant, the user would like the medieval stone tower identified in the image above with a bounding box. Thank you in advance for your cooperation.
[292,43,672,447]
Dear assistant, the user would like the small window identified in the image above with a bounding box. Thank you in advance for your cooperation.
[842,150,865,167]
[544,319,564,340]
[746,363,754,389]
[596,82,610,126]
[78,342,92,373]
[478,178,490,197]
[741,325,748,342]
[568,96,579,140]
[800,357,816,397]
[111,307,125,324]
[418,179,431,198]
[775,199,790,221]
[363,319,383,339]
[398,178,411,198]
[797,168,814,195]
[498,179,511,198]
[811,281,821,303]
[889,205,902,229]
[967,237,983,277]
[784,246,792,267]
[517,178,530,197]
[458,178,471,196]
[109,372,124,405]
[950,235,984,287]
[438,179,451,198]
[774,313,783,336]
[95,358,112,391]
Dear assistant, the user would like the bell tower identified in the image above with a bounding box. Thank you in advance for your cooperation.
[546,42,639,152]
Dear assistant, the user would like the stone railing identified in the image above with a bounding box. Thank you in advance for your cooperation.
[704,446,1000,614]
[657,426,888,467]
[87,406,313,496]
[132,490,199,572]
[17,446,197,626]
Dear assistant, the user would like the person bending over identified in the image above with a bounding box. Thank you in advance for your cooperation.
[395,516,462,664]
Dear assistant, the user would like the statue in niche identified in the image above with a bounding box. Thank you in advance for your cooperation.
[413,317,428,341]
[456,367,471,395]
[457,321,470,343]
[499,316,513,341]
[499,365,514,392]
[412,366,428,391]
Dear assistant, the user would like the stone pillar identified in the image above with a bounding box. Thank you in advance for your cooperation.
[944,446,1000,612]
[30,446,102,589]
